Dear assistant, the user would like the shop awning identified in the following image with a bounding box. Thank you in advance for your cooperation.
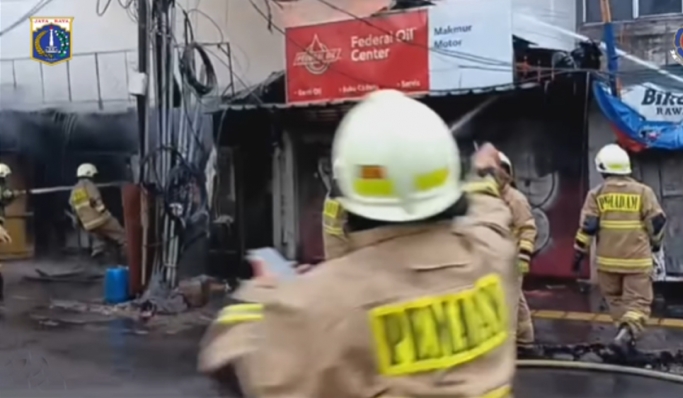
[217,80,540,112]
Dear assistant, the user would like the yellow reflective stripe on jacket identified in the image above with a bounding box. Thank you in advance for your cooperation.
[518,260,530,274]
[519,239,534,253]
[323,198,341,219]
[482,385,511,398]
[323,224,344,235]
[215,303,264,325]
[463,179,500,198]
[379,384,511,398]
[575,231,591,245]
[81,216,108,230]
[600,220,643,230]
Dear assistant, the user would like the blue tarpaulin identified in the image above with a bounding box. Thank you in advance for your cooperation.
[593,81,683,151]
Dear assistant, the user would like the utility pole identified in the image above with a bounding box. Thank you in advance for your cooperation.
[135,0,150,294]
[600,0,620,97]
[137,0,149,175]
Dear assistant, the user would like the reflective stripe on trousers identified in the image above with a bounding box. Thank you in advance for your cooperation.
[596,256,651,273]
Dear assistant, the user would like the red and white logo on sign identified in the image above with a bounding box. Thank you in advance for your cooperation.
[292,35,342,75]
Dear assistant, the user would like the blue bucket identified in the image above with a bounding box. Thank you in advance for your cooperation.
[104,267,130,304]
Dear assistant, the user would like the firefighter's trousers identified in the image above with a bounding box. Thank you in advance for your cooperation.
[90,217,127,262]
[597,270,653,338]
[516,275,534,346]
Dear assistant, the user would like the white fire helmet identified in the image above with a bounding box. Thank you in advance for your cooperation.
[332,90,462,222]
[77,163,98,178]
[0,163,11,178]
[595,143,631,175]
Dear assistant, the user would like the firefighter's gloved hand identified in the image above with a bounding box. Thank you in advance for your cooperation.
[571,251,585,275]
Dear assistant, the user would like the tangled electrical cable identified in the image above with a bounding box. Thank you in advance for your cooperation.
[179,38,217,97]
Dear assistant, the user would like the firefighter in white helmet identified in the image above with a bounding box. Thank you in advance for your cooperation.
[0,163,15,302]
[199,90,518,397]
[573,143,666,351]
[0,163,21,231]
[497,151,538,354]
[69,163,126,261]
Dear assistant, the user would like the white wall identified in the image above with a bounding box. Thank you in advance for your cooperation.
[0,0,575,111]
[512,0,576,52]
[0,0,287,111]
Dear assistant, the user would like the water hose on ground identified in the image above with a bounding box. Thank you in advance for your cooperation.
[517,359,683,383]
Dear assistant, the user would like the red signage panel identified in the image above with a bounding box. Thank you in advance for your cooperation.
[285,11,429,104]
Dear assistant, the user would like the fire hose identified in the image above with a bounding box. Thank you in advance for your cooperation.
[14,181,125,196]
[517,359,683,383]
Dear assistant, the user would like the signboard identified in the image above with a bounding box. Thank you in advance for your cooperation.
[285,0,513,104]
[621,84,683,123]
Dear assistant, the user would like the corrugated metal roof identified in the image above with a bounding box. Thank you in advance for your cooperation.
[218,82,540,111]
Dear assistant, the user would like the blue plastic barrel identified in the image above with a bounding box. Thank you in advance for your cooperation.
[104,267,130,304]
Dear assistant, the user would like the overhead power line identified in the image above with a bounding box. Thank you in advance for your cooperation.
[0,0,55,37]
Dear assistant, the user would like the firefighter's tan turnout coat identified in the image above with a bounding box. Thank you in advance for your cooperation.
[199,175,518,398]
[574,176,666,273]
[69,179,112,231]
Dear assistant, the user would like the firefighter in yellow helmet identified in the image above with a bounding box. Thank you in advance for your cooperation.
[199,90,517,398]
[573,143,666,351]
[69,163,127,261]
[498,152,537,353]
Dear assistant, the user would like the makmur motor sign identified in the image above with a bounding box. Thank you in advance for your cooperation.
[285,0,514,104]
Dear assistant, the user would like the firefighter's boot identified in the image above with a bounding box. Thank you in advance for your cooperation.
[517,344,543,359]
[610,324,635,355]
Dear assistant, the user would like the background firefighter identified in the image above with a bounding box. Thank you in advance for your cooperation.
[198,90,518,398]
[498,152,537,350]
[0,224,9,302]
[321,180,351,261]
[69,163,127,262]
[0,163,20,231]
[573,143,666,350]
[0,163,19,302]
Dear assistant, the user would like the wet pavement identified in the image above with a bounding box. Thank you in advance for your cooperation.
[524,279,683,351]
[1,260,220,397]
[2,261,683,397]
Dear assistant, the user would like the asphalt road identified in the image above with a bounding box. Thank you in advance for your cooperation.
[3,262,683,397]
[0,317,219,397]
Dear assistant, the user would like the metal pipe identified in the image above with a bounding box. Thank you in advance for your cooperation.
[94,53,103,110]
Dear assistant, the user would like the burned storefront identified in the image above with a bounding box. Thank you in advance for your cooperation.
[0,110,136,261]
[216,2,599,280]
